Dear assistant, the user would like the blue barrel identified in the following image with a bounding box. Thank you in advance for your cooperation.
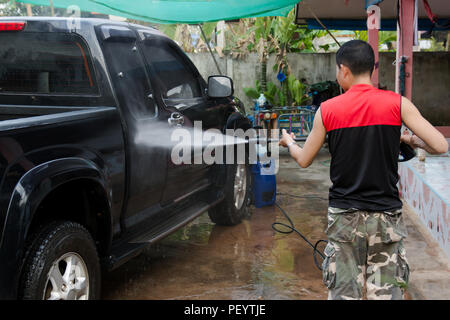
[251,160,276,208]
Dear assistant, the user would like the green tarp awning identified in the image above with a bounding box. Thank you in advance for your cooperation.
[17,0,301,24]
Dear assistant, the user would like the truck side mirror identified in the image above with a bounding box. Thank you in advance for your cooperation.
[207,75,234,98]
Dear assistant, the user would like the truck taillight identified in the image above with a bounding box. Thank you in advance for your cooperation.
[0,22,26,31]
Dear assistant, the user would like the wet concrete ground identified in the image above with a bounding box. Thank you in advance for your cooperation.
[101,147,449,300]
[402,201,450,300]
[102,148,331,300]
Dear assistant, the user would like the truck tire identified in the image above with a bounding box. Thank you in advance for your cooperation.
[208,163,251,226]
[20,221,101,300]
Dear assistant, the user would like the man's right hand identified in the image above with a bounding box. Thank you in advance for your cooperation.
[278,129,295,148]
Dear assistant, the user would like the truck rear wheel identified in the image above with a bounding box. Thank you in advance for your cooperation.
[208,163,251,226]
[20,221,101,300]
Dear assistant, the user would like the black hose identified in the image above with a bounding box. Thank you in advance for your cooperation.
[272,194,328,271]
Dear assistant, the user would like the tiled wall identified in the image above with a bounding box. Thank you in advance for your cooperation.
[398,159,450,259]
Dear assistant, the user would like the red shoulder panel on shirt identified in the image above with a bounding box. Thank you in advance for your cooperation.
[320,84,401,132]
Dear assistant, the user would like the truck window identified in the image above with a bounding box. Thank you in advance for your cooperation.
[0,32,97,95]
[100,33,157,118]
[141,38,203,109]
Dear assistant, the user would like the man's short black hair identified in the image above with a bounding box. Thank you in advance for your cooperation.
[336,40,375,76]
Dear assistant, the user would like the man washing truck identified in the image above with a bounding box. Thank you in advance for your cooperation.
[278,40,448,300]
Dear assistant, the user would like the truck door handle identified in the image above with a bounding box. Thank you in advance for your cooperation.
[168,112,184,127]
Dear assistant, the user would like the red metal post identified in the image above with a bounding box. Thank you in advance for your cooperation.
[367,5,380,87]
[395,0,415,100]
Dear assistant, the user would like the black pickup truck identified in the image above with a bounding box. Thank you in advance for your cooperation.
[0,17,252,300]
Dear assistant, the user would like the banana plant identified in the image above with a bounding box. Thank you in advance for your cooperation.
[159,22,218,53]
[287,75,309,106]
[159,24,178,39]
[253,17,277,92]
[224,19,255,59]
[271,10,323,105]
[243,80,261,101]
[243,79,290,107]
[353,30,397,51]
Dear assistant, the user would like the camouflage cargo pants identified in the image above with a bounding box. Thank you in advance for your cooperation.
[322,207,410,300]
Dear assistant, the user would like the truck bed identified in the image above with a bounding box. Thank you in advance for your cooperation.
[0,105,116,131]
[0,105,71,120]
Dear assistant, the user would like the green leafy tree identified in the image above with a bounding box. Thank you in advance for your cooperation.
[253,16,275,92]
[287,75,309,106]
[353,30,397,51]
[223,18,256,59]
[243,75,309,107]
[157,22,217,53]
[241,9,326,107]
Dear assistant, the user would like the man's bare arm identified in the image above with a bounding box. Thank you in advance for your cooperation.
[400,97,448,154]
[279,108,327,168]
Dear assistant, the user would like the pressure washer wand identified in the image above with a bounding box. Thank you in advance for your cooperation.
[245,137,307,144]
